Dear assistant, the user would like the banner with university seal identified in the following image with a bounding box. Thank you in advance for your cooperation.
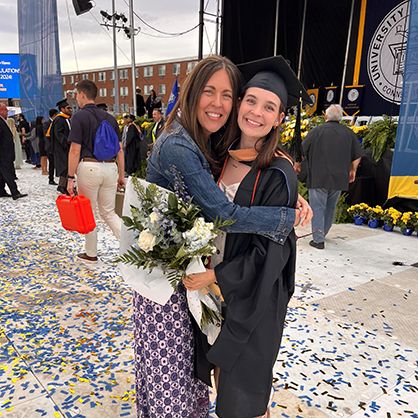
[323,86,338,111]
[343,86,364,116]
[388,0,418,201]
[306,88,319,116]
[359,0,411,116]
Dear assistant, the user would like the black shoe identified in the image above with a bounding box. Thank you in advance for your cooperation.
[12,193,28,200]
[57,186,69,195]
[309,240,324,249]
[0,192,12,198]
[49,180,58,185]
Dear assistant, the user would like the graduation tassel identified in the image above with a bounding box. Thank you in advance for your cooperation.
[289,95,304,163]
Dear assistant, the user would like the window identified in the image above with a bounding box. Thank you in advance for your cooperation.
[110,71,114,81]
[173,63,180,75]
[98,72,106,82]
[62,76,66,85]
[144,85,153,95]
[120,86,129,97]
[159,65,166,76]
[187,61,197,74]
[110,88,115,97]
[159,84,166,96]
[99,88,107,98]
[135,68,139,78]
[120,69,128,80]
[82,74,89,80]
[121,103,129,112]
[69,75,74,84]
[144,66,153,77]
[92,73,95,82]
[70,91,75,99]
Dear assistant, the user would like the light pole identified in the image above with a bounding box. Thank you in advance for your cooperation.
[129,0,136,115]
[100,6,139,115]
[112,0,119,114]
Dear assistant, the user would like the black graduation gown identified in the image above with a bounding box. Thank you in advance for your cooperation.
[125,124,143,175]
[50,115,70,177]
[207,157,298,418]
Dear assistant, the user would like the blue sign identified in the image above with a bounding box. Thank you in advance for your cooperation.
[0,54,20,99]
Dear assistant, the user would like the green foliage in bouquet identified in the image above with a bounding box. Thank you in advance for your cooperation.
[117,170,234,326]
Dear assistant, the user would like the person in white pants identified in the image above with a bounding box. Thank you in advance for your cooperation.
[67,80,125,262]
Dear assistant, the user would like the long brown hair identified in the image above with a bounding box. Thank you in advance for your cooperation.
[166,55,243,175]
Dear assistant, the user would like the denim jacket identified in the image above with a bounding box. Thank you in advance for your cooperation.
[146,121,295,244]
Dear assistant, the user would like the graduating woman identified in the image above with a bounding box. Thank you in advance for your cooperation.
[184,56,311,418]
[133,55,312,418]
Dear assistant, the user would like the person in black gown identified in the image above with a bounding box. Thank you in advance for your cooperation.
[183,56,311,418]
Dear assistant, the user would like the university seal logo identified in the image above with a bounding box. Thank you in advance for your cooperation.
[367,0,409,104]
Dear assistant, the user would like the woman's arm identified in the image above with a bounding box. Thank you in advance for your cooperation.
[149,137,300,244]
[25,128,36,142]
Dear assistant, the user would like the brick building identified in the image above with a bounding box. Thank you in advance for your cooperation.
[61,56,198,115]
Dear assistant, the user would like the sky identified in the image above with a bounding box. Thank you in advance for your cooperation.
[0,0,221,73]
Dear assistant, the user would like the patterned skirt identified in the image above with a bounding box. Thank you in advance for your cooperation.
[133,283,209,418]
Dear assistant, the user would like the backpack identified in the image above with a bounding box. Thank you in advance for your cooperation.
[89,109,120,161]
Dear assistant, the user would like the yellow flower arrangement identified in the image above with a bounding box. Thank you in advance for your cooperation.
[347,203,369,217]
[412,212,418,232]
[381,207,402,228]
[350,125,370,139]
[280,110,320,148]
[116,115,125,132]
[398,211,415,232]
[141,121,153,131]
[366,205,384,221]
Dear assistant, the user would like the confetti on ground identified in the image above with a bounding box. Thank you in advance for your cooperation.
[1,165,418,418]
[1,166,135,417]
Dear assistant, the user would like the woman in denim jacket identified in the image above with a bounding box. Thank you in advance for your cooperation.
[132,55,311,418]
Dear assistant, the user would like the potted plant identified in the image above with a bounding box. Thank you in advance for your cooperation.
[365,206,383,228]
[361,115,397,162]
[381,208,402,231]
[350,125,370,145]
[412,212,418,236]
[347,203,369,225]
[398,212,416,235]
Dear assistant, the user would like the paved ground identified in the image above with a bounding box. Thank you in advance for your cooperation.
[0,163,417,418]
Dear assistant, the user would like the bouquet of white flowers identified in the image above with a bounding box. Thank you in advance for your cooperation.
[118,168,233,343]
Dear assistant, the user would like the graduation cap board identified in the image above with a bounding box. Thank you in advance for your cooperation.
[237,56,312,108]
[56,99,69,110]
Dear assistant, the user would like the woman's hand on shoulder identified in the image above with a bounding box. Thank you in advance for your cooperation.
[295,194,312,227]
[182,268,217,291]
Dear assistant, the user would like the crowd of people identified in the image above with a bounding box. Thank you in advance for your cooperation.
[0,52,364,418]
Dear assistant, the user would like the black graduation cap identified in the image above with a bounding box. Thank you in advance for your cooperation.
[237,56,312,108]
[124,114,135,120]
[56,99,69,110]
[97,103,108,111]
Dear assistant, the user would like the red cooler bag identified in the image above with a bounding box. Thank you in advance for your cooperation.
[56,195,96,234]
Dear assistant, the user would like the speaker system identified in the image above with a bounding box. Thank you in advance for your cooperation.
[72,0,93,16]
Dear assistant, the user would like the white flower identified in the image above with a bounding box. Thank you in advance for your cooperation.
[149,212,160,225]
[137,229,157,252]
[183,218,216,252]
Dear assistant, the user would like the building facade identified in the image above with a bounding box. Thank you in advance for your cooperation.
[61,56,198,115]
